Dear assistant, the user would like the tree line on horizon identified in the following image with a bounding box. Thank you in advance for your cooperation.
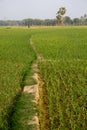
[0,14,87,26]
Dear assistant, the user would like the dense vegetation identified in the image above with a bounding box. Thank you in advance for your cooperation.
[0,28,36,129]
[32,27,87,130]
[0,27,87,130]
[0,14,87,26]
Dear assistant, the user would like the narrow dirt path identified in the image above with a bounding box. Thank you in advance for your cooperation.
[23,64,39,130]
[23,38,43,130]
[30,38,43,61]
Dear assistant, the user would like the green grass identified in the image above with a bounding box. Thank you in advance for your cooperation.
[32,27,87,60]
[0,28,36,129]
[39,60,87,130]
[0,26,87,130]
[10,93,37,130]
[32,27,87,130]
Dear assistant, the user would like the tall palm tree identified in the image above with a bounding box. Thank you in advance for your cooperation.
[56,7,66,25]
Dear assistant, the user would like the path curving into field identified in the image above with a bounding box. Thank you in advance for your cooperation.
[30,38,43,61]
[22,38,43,130]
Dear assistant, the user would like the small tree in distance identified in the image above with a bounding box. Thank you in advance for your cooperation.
[56,7,66,25]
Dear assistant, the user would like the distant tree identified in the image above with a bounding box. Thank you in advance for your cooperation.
[80,14,87,25]
[56,7,66,25]
[56,14,62,25]
[22,19,33,27]
[84,14,87,19]
[85,19,87,25]
[80,16,85,25]
[73,18,80,25]
[64,16,72,25]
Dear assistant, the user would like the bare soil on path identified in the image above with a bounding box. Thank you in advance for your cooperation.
[23,38,43,130]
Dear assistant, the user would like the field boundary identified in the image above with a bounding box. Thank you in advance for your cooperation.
[30,38,43,61]
[23,63,40,130]
[22,38,42,130]
[29,38,51,130]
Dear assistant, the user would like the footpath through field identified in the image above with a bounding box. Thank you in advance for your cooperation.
[22,38,44,130]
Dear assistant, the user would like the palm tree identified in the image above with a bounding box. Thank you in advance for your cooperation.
[56,7,66,25]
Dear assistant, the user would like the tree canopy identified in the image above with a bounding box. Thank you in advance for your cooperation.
[56,7,66,25]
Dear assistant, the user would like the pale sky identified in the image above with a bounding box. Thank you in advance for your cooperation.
[0,0,87,20]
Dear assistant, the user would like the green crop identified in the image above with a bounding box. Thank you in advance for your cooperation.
[32,27,87,130]
[0,28,36,129]
[0,26,87,130]
[32,27,87,60]
[39,60,87,130]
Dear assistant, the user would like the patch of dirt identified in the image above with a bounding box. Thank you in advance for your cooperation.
[23,70,40,129]
[23,38,45,130]
[28,115,39,125]
[23,44,40,130]
[23,73,39,104]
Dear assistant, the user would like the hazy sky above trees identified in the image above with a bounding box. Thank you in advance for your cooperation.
[0,0,87,20]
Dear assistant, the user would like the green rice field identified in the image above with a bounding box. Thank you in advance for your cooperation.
[0,28,36,129]
[0,26,87,130]
[32,27,87,130]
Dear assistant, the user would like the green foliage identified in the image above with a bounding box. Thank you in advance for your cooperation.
[0,26,87,130]
[0,28,36,129]
[10,93,37,130]
[39,60,87,130]
[32,27,87,130]
[56,7,66,25]
[32,27,87,60]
